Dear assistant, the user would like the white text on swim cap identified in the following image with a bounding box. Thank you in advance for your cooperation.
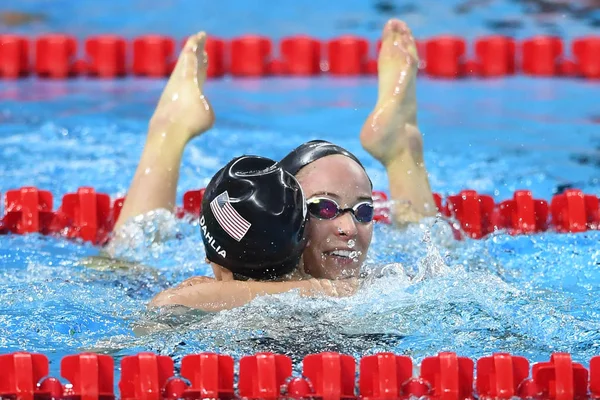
[200,215,227,258]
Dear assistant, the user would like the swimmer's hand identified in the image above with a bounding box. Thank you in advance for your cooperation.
[149,277,358,312]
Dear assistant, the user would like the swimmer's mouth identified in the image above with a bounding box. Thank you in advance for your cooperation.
[325,250,359,259]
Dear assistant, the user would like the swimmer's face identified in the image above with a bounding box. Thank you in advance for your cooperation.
[296,155,373,279]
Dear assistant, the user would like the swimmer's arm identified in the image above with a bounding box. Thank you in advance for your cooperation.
[149,279,356,312]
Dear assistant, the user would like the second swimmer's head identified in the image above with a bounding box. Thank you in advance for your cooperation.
[200,155,308,280]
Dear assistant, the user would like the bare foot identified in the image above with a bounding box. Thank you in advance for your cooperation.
[149,31,215,143]
[359,19,423,166]
[360,19,436,221]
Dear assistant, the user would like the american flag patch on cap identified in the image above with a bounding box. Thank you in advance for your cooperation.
[210,191,251,242]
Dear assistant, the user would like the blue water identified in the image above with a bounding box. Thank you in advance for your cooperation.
[1,0,600,392]
[1,0,599,47]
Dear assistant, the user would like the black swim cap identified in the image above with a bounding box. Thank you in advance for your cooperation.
[200,155,308,280]
[280,140,372,187]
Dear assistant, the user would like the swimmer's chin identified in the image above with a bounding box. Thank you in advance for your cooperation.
[314,260,361,280]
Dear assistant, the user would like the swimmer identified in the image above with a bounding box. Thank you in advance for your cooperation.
[112,18,435,307]
[198,155,308,281]
[150,155,357,311]
[360,18,436,223]
[108,32,347,311]
[268,18,437,279]
[279,140,375,280]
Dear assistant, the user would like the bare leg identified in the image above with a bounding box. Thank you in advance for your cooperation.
[360,19,436,224]
[114,32,215,231]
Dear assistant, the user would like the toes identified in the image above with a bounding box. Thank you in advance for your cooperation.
[195,33,208,69]
[382,18,400,41]
[396,24,418,62]
[183,36,196,53]
[381,19,414,50]
[384,18,404,34]
[170,31,207,80]
[183,31,206,53]
[195,32,207,48]
[194,34,208,85]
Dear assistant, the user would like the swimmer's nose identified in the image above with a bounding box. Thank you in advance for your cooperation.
[335,211,358,237]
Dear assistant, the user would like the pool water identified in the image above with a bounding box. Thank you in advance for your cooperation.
[1,75,599,378]
[1,0,600,388]
[2,0,598,45]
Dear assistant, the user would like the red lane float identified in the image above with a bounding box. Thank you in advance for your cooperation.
[61,353,114,400]
[521,36,563,76]
[205,37,226,78]
[230,35,272,77]
[551,189,600,232]
[558,59,579,77]
[496,190,549,235]
[573,36,600,79]
[420,351,474,399]
[280,36,322,76]
[3,187,55,235]
[303,353,355,400]
[0,35,29,78]
[327,36,369,75]
[53,187,113,244]
[425,36,466,78]
[476,353,530,399]
[0,352,49,400]
[532,353,588,400]
[1,187,598,242]
[35,34,78,78]
[1,351,600,399]
[591,356,600,397]
[120,353,174,400]
[85,35,127,78]
[462,59,480,77]
[2,34,600,80]
[372,190,391,224]
[359,353,412,399]
[181,189,205,218]
[474,35,516,77]
[180,353,234,399]
[133,35,176,77]
[446,190,495,239]
[238,353,292,399]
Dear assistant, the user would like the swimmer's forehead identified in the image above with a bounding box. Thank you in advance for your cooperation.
[310,191,373,202]
[295,155,372,201]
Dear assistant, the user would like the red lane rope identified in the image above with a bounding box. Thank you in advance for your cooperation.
[0,34,599,79]
[0,351,597,399]
[0,186,597,244]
